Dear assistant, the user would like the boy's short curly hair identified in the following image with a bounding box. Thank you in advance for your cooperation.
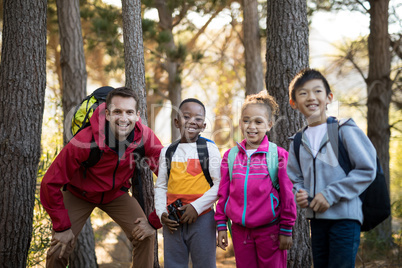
[106,87,140,110]
[242,90,279,121]
[289,68,331,101]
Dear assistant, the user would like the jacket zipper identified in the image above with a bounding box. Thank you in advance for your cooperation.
[242,155,251,227]
[237,144,268,227]
[99,158,120,205]
[313,157,316,218]
[112,159,120,190]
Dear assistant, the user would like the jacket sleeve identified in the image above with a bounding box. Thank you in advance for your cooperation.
[191,143,222,215]
[142,125,163,176]
[321,120,376,206]
[40,142,85,232]
[287,139,307,194]
[214,150,230,231]
[154,147,168,221]
[277,147,297,236]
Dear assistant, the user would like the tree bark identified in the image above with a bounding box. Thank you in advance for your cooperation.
[243,0,264,96]
[366,0,392,242]
[56,0,88,143]
[155,0,182,141]
[0,0,47,266]
[121,0,160,267]
[56,0,97,267]
[265,0,312,267]
[69,218,98,268]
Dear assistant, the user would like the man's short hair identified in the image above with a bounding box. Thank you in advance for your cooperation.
[289,68,331,101]
[106,87,140,110]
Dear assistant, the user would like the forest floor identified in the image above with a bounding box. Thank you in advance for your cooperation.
[95,226,401,268]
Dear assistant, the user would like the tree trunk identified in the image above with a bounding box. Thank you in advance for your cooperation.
[56,0,97,267]
[366,0,392,243]
[121,0,160,267]
[69,218,98,268]
[265,0,312,267]
[155,0,181,141]
[243,0,264,96]
[56,0,88,143]
[0,0,47,266]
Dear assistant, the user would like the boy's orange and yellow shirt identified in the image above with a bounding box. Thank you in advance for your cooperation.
[154,141,222,220]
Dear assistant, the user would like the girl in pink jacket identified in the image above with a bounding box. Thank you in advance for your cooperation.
[215,91,297,268]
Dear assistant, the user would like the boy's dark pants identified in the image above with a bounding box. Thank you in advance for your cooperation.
[163,210,216,268]
[310,219,360,268]
[46,191,154,268]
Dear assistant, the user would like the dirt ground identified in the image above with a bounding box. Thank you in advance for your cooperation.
[95,225,401,268]
[96,227,237,268]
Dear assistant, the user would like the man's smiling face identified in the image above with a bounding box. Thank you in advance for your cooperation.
[105,96,139,141]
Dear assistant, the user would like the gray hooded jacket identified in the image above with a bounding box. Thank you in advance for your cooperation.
[287,118,376,224]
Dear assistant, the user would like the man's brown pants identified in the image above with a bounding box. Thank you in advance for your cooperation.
[46,191,154,268]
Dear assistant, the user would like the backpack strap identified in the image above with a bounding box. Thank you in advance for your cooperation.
[196,137,213,187]
[165,136,213,187]
[293,117,352,174]
[131,138,146,211]
[226,146,238,238]
[63,136,103,191]
[267,142,279,192]
[165,139,181,181]
[293,132,303,169]
[81,136,104,178]
[227,146,239,181]
[326,116,352,175]
[227,143,279,191]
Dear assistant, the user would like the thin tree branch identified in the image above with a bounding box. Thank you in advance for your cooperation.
[354,0,369,13]
[186,6,224,51]
[172,3,189,28]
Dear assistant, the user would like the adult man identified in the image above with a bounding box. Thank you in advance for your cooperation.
[40,87,163,267]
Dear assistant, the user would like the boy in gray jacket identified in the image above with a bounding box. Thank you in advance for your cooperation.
[287,69,376,268]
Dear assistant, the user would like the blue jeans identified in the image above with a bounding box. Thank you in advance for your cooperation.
[310,219,361,268]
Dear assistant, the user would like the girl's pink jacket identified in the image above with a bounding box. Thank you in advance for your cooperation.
[215,136,297,236]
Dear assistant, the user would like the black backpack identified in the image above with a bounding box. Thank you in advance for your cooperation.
[165,136,214,187]
[293,117,391,232]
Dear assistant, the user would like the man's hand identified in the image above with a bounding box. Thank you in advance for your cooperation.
[217,230,228,250]
[48,229,75,258]
[161,213,180,234]
[279,235,293,250]
[310,193,330,213]
[296,189,309,208]
[178,204,198,224]
[132,217,155,241]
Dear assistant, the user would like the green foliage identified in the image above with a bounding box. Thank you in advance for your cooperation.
[142,18,158,39]
[156,30,172,45]
[81,1,124,72]
[27,196,52,267]
[166,43,187,62]
[390,139,402,219]
[27,152,57,267]
[358,229,402,266]
[191,50,204,62]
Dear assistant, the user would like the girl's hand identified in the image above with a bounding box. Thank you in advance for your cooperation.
[178,204,198,224]
[161,213,179,233]
[279,235,293,250]
[217,230,229,250]
[296,189,309,208]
